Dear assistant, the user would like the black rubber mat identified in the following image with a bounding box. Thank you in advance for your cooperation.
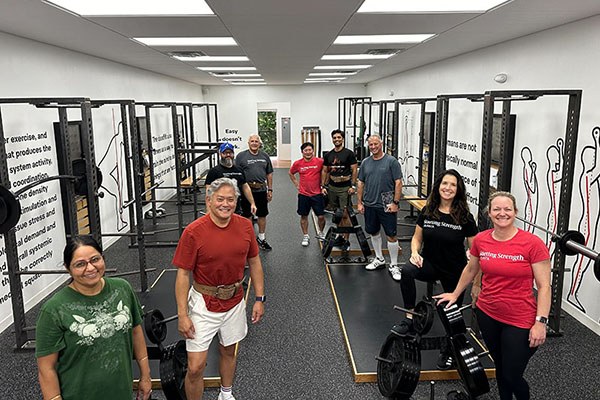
[327,263,495,376]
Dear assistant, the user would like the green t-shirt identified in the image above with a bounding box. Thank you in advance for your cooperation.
[35,277,143,400]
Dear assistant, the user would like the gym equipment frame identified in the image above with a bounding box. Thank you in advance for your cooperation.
[0,97,102,350]
[337,96,372,161]
[476,89,584,335]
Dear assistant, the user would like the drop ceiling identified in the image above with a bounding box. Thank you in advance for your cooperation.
[0,0,599,86]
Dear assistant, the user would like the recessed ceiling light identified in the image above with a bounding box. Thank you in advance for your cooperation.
[209,73,261,77]
[44,0,214,16]
[223,78,265,82]
[334,34,434,45]
[198,67,257,71]
[304,80,344,84]
[173,55,249,62]
[309,72,357,76]
[322,54,394,60]
[305,77,347,81]
[134,37,237,46]
[357,0,510,13]
[230,82,267,85]
[314,65,372,70]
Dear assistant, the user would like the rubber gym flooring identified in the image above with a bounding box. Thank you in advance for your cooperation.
[1,168,599,399]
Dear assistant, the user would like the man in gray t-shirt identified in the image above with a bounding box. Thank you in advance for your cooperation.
[357,134,403,281]
[235,134,274,250]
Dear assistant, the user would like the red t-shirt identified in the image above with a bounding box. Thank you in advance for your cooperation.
[172,214,259,312]
[471,228,550,329]
[289,157,324,196]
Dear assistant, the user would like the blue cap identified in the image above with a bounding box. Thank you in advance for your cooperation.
[219,142,235,153]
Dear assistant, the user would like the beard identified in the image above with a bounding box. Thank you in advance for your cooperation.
[220,157,234,168]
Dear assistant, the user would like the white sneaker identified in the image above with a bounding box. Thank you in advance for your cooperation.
[389,264,402,281]
[365,257,386,270]
[301,236,310,247]
[316,232,326,241]
[218,392,236,400]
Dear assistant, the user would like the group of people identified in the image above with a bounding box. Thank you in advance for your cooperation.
[34,128,551,400]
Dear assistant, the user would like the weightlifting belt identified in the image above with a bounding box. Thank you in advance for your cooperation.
[329,175,351,183]
[193,280,244,300]
[247,181,267,190]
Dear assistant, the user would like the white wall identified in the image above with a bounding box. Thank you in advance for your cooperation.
[366,15,600,334]
[0,32,206,333]
[205,85,366,161]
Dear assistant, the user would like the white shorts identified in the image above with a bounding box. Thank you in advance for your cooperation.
[186,286,248,352]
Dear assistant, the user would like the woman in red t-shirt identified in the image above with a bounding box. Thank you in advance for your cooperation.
[435,191,551,400]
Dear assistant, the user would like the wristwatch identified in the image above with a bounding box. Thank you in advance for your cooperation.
[535,315,548,324]
[255,295,266,302]
[392,199,400,205]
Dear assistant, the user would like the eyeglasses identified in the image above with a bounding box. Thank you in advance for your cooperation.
[71,255,103,270]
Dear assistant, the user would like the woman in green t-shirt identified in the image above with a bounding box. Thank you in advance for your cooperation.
[36,236,152,400]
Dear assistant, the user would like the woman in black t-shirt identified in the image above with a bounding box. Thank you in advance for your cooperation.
[395,169,478,369]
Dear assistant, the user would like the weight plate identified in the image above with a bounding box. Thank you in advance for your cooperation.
[144,309,167,345]
[413,301,434,335]
[377,333,421,399]
[355,227,372,258]
[322,227,335,258]
[160,340,188,400]
[332,208,344,225]
[0,185,21,234]
[450,334,490,397]
[559,230,586,256]
[436,302,467,337]
[594,257,600,282]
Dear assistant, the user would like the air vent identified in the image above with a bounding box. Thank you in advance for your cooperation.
[210,72,234,76]
[168,51,207,58]
[365,48,399,55]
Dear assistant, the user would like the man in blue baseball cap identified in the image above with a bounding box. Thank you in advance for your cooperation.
[205,142,256,215]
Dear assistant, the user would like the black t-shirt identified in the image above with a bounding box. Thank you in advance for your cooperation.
[323,147,357,187]
[418,211,478,276]
[205,164,247,194]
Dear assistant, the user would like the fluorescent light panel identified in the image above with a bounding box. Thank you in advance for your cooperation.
[44,0,214,16]
[134,37,237,46]
[173,56,249,62]
[306,78,347,81]
[314,65,371,70]
[358,0,510,13]
[230,82,266,85]
[322,54,393,60]
[309,72,357,76]
[209,73,261,78]
[334,34,434,45]
[304,80,343,84]
[198,67,257,71]
[223,79,264,82]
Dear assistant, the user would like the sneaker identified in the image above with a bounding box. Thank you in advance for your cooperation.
[365,256,386,270]
[316,232,326,241]
[218,391,236,400]
[388,264,402,281]
[257,238,273,251]
[437,352,454,370]
[301,236,310,247]
[391,318,415,335]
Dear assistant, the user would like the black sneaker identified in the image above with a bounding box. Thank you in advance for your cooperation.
[257,238,273,251]
[391,319,415,335]
[437,352,454,370]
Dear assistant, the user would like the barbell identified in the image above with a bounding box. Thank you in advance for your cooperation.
[393,300,435,336]
[514,215,600,282]
[0,159,102,234]
[144,309,178,345]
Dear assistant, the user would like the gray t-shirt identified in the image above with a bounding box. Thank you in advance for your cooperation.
[358,154,403,208]
[235,150,273,192]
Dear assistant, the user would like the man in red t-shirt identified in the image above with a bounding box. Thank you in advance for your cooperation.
[173,178,265,400]
[288,142,326,246]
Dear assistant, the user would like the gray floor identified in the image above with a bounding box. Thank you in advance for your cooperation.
[1,168,599,399]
